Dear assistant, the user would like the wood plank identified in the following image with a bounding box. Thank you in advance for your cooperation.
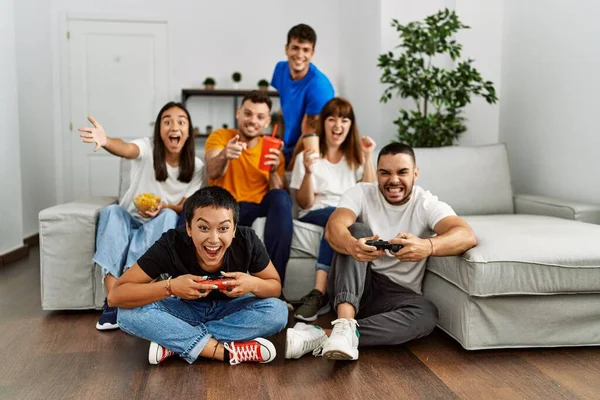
[408,330,581,400]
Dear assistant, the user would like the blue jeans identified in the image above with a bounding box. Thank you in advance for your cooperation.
[298,206,336,273]
[117,296,288,364]
[93,204,179,278]
[239,189,293,285]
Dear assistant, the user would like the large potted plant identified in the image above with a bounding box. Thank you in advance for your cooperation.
[378,9,498,147]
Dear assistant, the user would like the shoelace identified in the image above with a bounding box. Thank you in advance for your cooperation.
[159,346,174,362]
[329,318,359,339]
[314,319,359,356]
[223,341,261,365]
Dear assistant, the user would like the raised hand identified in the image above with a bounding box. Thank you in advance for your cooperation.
[263,147,282,173]
[303,149,318,174]
[360,135,376,156]
[78,116,108,152]
[349,234,386,262]
[224,135,247,160]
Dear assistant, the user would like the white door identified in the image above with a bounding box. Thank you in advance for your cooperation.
[67,18,169,200]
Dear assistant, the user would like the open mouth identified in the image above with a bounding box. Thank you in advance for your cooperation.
[385,186,405,198]
[169,135,181,146]
[332,131,343,139]
[203,245,222,258]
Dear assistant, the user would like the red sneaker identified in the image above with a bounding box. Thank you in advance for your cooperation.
[148,341,175,365]
[223,338,276,365]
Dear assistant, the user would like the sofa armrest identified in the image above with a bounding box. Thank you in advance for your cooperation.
[39,196,117,310]
[514,194,600,224]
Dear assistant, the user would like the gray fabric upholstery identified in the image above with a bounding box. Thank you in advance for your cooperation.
[414,144,514,215]
[515,194,600,224]
[427,215,600,296]
[423,272,600,349]
[39,197,117,310]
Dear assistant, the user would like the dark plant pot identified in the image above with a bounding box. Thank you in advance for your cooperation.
[258,85,269,92]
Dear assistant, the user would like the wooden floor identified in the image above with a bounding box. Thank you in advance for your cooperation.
[2,248,600,400]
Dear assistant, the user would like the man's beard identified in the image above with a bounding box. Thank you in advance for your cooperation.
[380,182,414,206]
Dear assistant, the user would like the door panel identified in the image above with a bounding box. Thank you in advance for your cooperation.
[68,19,168,200]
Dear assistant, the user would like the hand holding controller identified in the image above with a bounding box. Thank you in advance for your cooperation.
[365,239,403,253]
[196,277,234,292]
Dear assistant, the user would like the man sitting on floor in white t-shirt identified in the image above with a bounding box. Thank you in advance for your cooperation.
[284,142,477,361]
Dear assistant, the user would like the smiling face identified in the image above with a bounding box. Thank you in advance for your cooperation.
[159,106,190,155]
[236,100,271,140]
[377,153,419,205]
[186,206,236,271]
[285,38,314,78]
[324,115,352,149]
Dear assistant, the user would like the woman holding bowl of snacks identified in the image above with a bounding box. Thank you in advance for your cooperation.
[78,102,204,330]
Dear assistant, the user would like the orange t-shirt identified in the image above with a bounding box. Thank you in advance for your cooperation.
[205,129,285,204]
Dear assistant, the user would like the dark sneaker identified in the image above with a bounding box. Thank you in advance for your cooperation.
[96,298,118,331]
[294,289,331,322]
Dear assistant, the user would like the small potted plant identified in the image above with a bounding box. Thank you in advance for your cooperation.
[231,71,242,89]
[203,77,216,90]
[193,126,200,136]
[222,123,229,129]
[257,79,269,92]
[206,124,213,134]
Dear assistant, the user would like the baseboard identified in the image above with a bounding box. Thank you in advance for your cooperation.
[0,244,29,268]
[24,233,39,247]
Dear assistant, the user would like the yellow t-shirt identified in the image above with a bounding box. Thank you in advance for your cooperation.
[205,129,285,204]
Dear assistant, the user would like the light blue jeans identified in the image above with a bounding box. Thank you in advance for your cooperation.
[93,204,179,278]
[117,296,289,363]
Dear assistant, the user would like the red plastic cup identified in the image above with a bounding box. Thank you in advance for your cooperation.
[258,136,283,171]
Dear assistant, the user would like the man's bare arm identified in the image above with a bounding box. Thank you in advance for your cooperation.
[205,148,229,180]
[429,216,477,256]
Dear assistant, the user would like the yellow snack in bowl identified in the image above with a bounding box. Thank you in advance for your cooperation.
[134,193,161,212]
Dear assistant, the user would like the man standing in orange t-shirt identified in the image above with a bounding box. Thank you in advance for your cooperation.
[205,91,293,287]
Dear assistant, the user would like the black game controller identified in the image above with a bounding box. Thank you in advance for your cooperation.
[365,239,403,253]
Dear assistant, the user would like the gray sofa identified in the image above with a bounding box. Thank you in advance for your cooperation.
[39,144,600,350]
[415,144,600,349]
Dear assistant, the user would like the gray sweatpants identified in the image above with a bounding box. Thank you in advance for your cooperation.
[327,223,439,346]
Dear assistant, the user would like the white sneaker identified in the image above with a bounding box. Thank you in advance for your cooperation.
[148,341,175,365]
[285,322,328,359]
[321,318,359,360]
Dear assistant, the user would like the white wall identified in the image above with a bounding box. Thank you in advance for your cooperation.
[375,0,502,146]
[338,0,383,146]
[0,0,25,254]
[14,0,341,235]
[499,0,600,203]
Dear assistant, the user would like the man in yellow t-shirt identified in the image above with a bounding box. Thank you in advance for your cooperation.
[205,91,293,286]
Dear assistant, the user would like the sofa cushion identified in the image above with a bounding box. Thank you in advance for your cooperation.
[251,217,323,259]
[427,214,600,296]
[414,144,514,215]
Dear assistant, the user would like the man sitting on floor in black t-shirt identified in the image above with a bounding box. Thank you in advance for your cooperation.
[108,186,288,366]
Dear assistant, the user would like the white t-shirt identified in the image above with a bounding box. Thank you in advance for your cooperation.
[338,183,456,294]
[119,138,204,221]
[290,151,363,218]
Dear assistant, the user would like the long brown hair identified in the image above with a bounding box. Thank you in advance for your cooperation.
[152,102,195,182]
[317,97,362,170]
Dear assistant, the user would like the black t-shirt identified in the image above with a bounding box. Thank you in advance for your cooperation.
[137,226,270,300]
